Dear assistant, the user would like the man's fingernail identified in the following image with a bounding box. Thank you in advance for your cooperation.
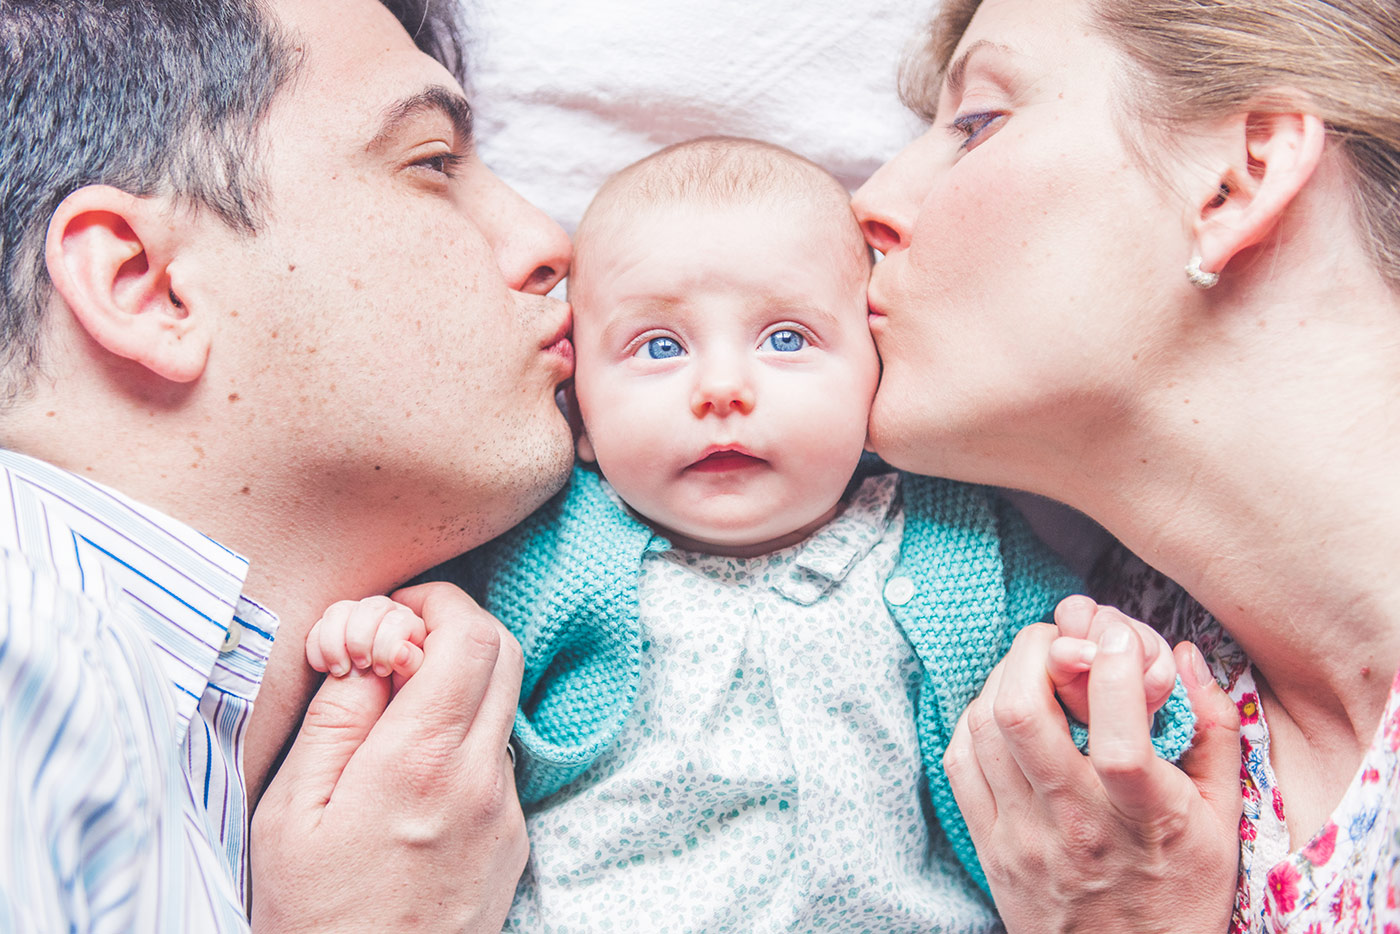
[1100,625,1131,654]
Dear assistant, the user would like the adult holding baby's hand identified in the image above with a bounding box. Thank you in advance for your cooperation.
[252,584,525,933]
[852,0,1400,931]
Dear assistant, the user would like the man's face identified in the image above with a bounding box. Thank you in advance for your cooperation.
[196,0,576,563]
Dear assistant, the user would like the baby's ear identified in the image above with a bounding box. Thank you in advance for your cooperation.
[560,383,594,462]
[575,429,597,464]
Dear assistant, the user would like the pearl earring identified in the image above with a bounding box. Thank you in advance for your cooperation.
[1185,254,1219,290]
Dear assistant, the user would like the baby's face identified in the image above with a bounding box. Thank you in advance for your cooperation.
[570,198,878,555]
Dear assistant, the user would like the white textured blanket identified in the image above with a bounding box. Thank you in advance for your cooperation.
[457,0,935,231]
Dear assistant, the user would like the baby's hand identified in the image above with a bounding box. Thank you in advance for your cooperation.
[305,595,426,681]
[1047,594,1176,725]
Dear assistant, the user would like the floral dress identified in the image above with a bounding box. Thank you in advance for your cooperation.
[1095,549,1400,933]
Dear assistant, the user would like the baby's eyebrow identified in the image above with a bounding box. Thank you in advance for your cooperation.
[597,296,687,344]
[765,300,841,332]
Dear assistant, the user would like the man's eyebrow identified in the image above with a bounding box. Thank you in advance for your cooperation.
[943,40,1015,103]
[367,86,475,150]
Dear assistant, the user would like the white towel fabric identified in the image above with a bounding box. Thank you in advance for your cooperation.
[457,0,935,232]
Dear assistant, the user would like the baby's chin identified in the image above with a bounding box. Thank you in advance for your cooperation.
[644,504,842,559]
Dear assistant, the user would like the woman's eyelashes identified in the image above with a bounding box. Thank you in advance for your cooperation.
[947,111,1006,151]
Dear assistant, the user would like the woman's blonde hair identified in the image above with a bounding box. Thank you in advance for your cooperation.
[903,0,1400,289]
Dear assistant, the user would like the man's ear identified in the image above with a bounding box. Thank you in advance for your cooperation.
[44,185,211,383]
[1193,108,1326,277]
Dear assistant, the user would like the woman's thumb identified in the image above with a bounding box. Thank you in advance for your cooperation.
[1174,640,1243,820]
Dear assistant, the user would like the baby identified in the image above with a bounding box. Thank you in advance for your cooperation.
[308,137,1194,932]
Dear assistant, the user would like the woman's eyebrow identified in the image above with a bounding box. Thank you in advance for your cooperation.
[943,40,1018,102]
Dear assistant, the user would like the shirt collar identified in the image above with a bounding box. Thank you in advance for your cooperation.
[772,472,901,606]
[0,449,273,741]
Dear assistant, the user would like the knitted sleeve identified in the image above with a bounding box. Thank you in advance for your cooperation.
[899,475,1195,897]
[430,467,656,805]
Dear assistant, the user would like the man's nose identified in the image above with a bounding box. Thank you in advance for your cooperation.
[690,361,755,417]
[473,169,573,295]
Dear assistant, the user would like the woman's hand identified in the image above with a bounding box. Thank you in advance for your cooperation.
[945,620,1242,934]
[1046,596,1179,725]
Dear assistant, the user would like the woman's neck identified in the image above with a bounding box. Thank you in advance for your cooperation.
[1058,283,1400,756]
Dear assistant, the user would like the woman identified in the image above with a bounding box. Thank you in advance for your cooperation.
[851,0,1400,931]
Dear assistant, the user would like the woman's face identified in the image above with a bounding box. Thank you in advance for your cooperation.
[852,0,1193,490]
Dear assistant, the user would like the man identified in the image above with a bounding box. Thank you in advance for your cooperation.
[0,0,574,929]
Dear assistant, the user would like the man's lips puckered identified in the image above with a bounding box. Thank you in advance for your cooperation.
[687,447,766,473]
[540,307,575,371]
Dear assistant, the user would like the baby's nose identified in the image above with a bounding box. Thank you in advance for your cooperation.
[690,369,755,417]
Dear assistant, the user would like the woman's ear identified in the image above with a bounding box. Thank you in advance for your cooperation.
[1193,108,1326,276]
[44,185,211,384]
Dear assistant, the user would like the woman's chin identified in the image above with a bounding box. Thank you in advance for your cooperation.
[867,397,948,476]
[868,391,1009,484]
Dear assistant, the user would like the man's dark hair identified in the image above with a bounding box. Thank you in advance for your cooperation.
[0,0,466,404]
[383,0,468,88]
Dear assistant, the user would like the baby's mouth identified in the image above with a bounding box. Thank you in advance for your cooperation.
[687,449,765,473]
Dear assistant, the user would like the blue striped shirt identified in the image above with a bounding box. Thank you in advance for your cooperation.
[0,449,277,931]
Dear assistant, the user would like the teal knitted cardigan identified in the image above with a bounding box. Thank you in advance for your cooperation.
[440,466,1195,896]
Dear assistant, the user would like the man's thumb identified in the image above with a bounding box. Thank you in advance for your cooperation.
[266,669,392,809]
[1174,641,1242,816]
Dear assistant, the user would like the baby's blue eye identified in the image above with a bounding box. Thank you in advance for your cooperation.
[643,336,684,359]
[767,330,806,353]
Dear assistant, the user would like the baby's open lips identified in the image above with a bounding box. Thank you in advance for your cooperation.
[686,447,766,473]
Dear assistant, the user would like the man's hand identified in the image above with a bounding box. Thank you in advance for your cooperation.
[944,620,1242,934]
[250,582,527,933]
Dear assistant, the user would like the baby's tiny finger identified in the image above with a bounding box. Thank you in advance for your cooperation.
[1047,637,1096,688]
[372,607,425,676]
[345,597,397,670]
[1142,640,1179,712]
[305,621,328,672]
[1053,594,1097,640]
[314,600,357,678]
[392,642,424,678]
[1129,620,1164,665]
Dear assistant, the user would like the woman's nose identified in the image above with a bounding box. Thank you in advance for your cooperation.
[851,137,931,256]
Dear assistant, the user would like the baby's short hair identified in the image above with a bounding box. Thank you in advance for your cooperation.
[573,136,872,291]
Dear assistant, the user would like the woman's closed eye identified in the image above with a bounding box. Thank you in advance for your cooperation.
[948,111,1006,151]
